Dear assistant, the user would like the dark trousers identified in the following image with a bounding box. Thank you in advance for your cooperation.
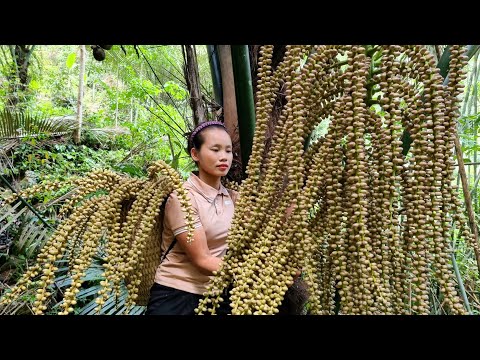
[146,278,309,315]
[145,283,232,315]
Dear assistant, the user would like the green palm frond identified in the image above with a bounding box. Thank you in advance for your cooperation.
[52,262,145,315]
[13,220,51,258]
[0,199,54,274]
[77,285,145,315]
[0,109,77,139]
[0,202,29,235]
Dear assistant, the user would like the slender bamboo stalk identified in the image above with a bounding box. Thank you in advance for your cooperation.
[231,45,256,172]
[207,45,223,106]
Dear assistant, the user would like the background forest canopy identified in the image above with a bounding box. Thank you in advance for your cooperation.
[0,45,480,315]
[0,45,214,182]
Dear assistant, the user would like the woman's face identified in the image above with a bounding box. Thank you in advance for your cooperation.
[191,127,233,178]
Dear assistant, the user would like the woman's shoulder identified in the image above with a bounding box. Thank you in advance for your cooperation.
[166,181,196,204]
[226,187,239,196]
[226,188,239,205]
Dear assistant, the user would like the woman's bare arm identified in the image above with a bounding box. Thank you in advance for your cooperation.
[175,227,222,275]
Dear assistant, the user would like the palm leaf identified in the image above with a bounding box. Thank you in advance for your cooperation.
[54,263,105,288]
[78,284,145,315]
[0,109,77,139]
[0,202,28,234]
[50,258,145,315]
[0,199,54,266]
[13,220,51,258]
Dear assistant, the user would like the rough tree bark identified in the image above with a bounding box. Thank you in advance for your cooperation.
[182,45,206,127]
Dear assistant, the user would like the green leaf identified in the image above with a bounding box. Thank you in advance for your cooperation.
[114,164,145,177]
[29,79,40,90]
[66,53,77,69]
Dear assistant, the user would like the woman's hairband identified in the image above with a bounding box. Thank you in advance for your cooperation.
[189,121,226,144]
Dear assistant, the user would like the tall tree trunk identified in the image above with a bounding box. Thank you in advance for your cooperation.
[182,45,206,127]
[217,45,242,182]
[6,45,35,110]
[73,45,86,144]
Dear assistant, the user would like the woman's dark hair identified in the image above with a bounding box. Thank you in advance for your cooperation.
[186,121,228,155]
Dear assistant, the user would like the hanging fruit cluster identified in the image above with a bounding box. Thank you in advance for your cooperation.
[0,161,195,314]
[196,45,476,315]
[90,45,113,61]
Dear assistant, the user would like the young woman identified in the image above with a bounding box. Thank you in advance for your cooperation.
[146,121,237,315]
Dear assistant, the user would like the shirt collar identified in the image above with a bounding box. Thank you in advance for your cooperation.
[188,172,229,200]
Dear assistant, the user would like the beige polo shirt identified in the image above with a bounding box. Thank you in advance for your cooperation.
[154,172,238,295]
